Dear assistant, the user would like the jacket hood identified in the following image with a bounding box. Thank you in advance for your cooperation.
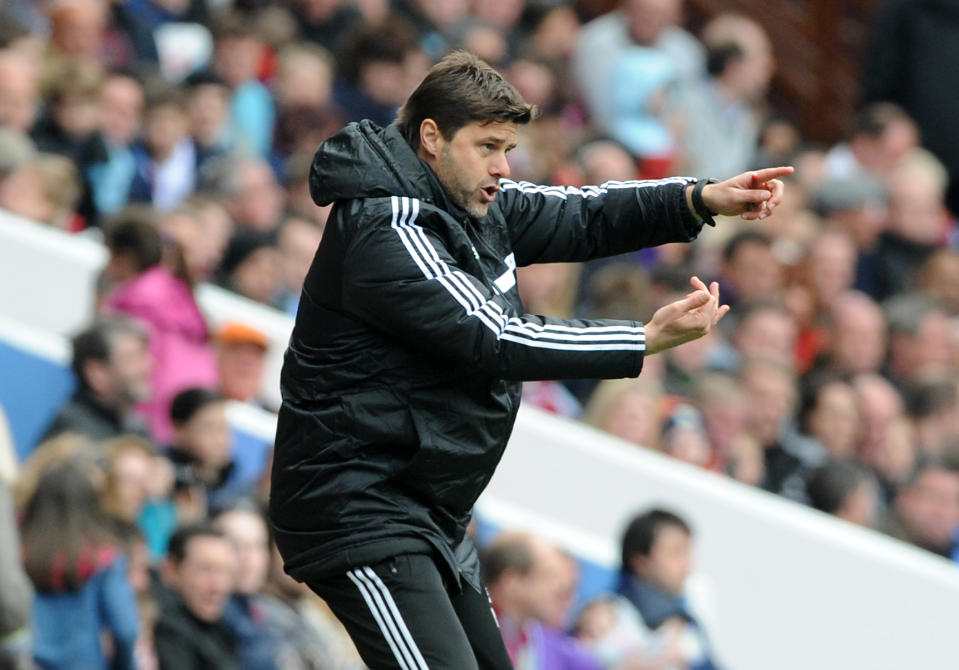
[309,120,441,206]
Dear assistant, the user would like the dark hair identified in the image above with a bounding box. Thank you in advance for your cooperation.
[170,387,223,425]
[337,16,419,85]
[104,209,163,272]
[620,508,691,574]
[71,317,147,390]
[797,372,850,435]
[481,534,535,585]
[166,521,227,564]
[852,102,912,139]
[806,459,872,515]
[706,42,744,77]
[397,50,535,152]
[20,460,117,592]
[722,229,773,263]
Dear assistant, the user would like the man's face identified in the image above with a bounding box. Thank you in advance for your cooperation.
[433,120,518,218]
[175,401,232,469]
[167,535,236,622]
[634,524,691,595]
[106,332,152,405]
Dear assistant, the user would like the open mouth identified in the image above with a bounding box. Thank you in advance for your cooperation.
[481,185,499,202]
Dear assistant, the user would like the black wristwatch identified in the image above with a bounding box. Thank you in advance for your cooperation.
[691,178,719,227]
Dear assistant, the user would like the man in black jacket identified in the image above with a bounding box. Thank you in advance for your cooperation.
[269,51,790,669]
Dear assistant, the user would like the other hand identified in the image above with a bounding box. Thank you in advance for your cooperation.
[644,276,729,355]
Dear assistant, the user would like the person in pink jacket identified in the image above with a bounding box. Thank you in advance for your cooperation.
[102,208,218,442]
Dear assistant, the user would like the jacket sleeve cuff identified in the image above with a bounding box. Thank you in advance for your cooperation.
[678,178,706,240]
[629,322,646,378]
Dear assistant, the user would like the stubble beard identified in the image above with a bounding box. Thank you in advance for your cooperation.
[437,146,488,219]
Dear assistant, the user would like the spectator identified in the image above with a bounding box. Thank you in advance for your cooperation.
[583,377,664,450]
[883,292,952,390]
[275,215,324,315]
[718,230,783,310]
[214,504,281,670]
[83,69,146,223]
[165,388,245,512]
[288,0,363,51]
[853,373,905,468]
[333,17,423,127]
[810,176,888,296]
[158,198,232,284]
[660,402,713,469]
[217,227,283,305]
[728,300,797,370]
[740,356,804,498]
[0,152,82,228]
[822,291,887,377]
[821,102,918,182]
[183,69,234,172]
[213,322,269,407]
[211,12,274,158]
[200,155,285,232]
[0,50,39,133]
[484,532,602,670]
[668,13,774,178]
[155,522,238,670]
[271,42,343,159]
[873,149,952,300]
[917,248,959,316]
[573,0,704,131]
[21,460,139,670]
[129,86,197,210]
[691,372,749,471]
[45,0,108,66]
[99,434,167,529]
[103,212,218,443]
[30,59,104,160]
[905,376,959,457]
[885,457,959,560]
[43,316,152,442]
[806,459,879,527]
[870,414,919,509]
[794,375,861,463]
[799,227,858,316]
[616,509,721,670]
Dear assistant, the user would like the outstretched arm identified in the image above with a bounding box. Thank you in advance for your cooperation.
[501,167,794,266]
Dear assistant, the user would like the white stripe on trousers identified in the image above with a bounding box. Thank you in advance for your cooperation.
[347,567,429,670]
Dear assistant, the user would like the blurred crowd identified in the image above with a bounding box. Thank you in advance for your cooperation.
[2,0,959,668]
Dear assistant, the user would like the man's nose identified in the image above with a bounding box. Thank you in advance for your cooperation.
[490,152,510,179]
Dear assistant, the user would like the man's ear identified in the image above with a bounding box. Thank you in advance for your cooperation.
[160,558,178,588]
[82,359,111,397]
[419,118,442,160]
[629,555,648,578]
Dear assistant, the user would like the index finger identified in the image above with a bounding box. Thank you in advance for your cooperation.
[750,166,795,183]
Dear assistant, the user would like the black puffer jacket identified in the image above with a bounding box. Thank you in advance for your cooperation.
[269,120,705,590]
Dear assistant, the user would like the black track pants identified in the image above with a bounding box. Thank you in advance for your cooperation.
[307,553,513,670]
